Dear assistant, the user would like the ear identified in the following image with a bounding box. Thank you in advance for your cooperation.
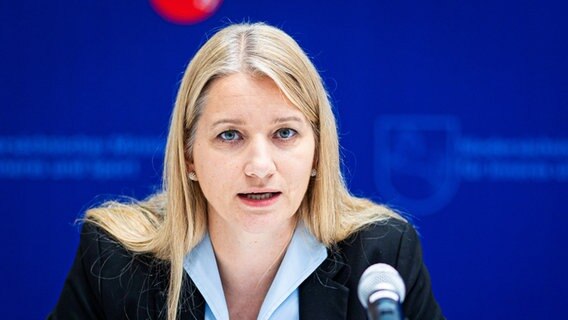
[184,146,195,174]
[312,147,319,169]
[186,162,195,173]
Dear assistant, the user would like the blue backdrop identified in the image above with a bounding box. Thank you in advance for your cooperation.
[2,1,567,319]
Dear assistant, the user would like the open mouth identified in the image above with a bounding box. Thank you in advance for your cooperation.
[238,192,281,200]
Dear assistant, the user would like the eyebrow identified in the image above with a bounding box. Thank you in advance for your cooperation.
[211,119,245,128]
[210,116,305,128]
[272,116,305,124]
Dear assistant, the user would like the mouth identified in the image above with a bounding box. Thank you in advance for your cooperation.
[237,192,282,207]
[238,192,281,200]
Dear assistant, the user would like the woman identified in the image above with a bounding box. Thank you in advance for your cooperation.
[50,23,444,319]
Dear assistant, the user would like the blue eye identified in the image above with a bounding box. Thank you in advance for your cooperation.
[219,130,241,141]
[275,128,297,140]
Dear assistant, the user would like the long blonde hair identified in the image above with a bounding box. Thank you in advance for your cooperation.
[85,22,403,320]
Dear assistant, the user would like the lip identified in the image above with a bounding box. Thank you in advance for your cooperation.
[237,191,282,207]
[239,188,281,194]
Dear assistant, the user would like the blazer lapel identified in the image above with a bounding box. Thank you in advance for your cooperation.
[180,275,206,320]
[154,274,206,320]
[299,250,349,320]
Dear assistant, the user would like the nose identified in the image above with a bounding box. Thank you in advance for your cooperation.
[244,136,276,180]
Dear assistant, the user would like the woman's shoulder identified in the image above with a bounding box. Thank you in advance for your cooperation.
[335,217,420,270]
[50,222,171,319]
[78,221,169,280]
[332,218,445,319]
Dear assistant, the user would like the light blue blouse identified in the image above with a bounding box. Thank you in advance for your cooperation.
[183,223,328,320]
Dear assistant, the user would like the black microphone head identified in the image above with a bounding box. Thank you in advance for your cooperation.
[357,263,406,308]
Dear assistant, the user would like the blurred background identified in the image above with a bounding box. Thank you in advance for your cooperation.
[1,1,567,318]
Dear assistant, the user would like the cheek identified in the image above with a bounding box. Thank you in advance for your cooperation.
[194,152,240,210]
[284,157,312,178]
[196,150,240,181]
[282,145,315,188]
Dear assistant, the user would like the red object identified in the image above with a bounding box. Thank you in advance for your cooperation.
[150,0,222,25]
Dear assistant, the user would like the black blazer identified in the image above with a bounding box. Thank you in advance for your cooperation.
[50,219,444,319]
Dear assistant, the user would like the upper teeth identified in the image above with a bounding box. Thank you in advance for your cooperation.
[246,193,273,200]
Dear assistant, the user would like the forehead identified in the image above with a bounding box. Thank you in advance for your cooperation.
[201,73,307,122]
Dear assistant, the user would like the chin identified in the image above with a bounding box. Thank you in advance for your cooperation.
[237,211,296,234]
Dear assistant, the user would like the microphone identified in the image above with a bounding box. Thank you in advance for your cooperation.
[357,263,406,320]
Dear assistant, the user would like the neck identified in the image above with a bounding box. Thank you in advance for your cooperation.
[209,217,297,286]
[208,216,297,319]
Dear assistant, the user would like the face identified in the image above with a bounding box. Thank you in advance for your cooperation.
[189,73,316,236]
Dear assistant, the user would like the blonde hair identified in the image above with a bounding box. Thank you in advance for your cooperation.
[85,22,403,320]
